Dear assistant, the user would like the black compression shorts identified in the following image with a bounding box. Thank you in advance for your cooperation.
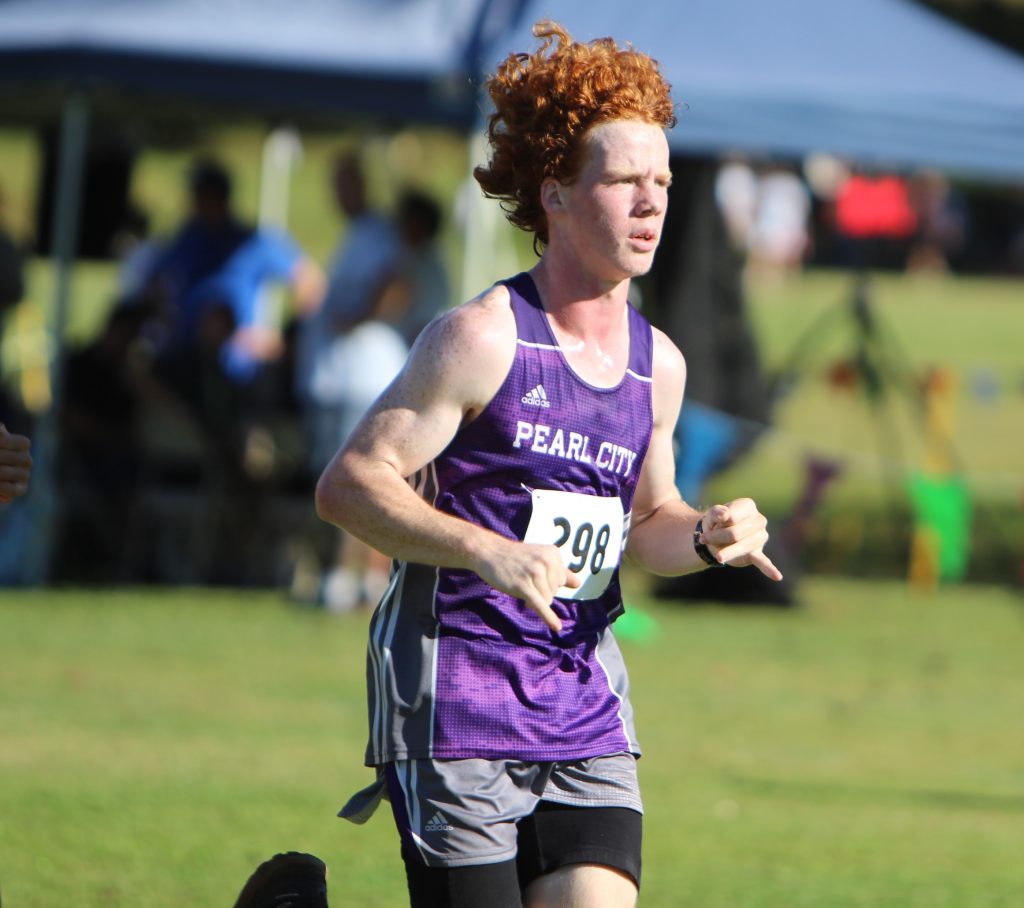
[400,801,642,908]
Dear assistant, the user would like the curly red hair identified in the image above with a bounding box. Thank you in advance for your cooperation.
[474,20,676,247]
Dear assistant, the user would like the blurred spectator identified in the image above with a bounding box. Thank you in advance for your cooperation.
[833,170,917,269]
[186,228,323,386]
[906,170,968,273]
[714,160,811,281]
[0,183,32,587]
[151,299,242,449]
[295,151,401,473]
[835,173,917,240]
[803,158,1016,274]
[0,181,27,431]
[801,152,851,269]
[143,157,323,387]
[376,188,451,346]
[0,422,31,502]
[136,298,263,585]
[113,205,164,304]
[714,158,759,253]
[0,185,24,316]
[0,422,32,585]
[294,151,404,612]
[57,305,147,577]
[142,159,249,338]
[747,164,812,279]
[104,161,323,584]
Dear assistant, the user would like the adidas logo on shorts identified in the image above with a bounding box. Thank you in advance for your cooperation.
[521,384,551,408]
[424,811,455,833]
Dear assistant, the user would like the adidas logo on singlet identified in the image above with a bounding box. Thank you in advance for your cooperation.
[521,384,551,408]
[424,811,455,833]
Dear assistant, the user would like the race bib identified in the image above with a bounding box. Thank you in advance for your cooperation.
[522,488,627,601]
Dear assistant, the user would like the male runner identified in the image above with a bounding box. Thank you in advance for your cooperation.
[316,21,782,908]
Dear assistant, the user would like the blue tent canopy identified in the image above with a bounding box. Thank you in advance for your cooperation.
[2,0,1022,177]
[492,0,1024,180]
[0,0,525,127]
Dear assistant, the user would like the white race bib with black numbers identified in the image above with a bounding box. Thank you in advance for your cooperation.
[522,489,627,601]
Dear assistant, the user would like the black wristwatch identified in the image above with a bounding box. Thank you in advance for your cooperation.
[694,518,724,568]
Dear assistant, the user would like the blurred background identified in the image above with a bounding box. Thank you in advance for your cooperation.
[1,1,1022,905]
[0,0,1021,595]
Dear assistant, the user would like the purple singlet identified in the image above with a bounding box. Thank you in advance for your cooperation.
[362,273,655,765]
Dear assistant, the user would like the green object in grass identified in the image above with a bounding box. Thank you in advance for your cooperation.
[908,472,972,581]
[615,605,660,643]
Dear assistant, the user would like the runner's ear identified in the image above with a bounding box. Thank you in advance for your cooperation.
[540,178,565,213]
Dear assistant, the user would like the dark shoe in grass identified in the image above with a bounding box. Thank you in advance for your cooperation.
[232,852,328,908]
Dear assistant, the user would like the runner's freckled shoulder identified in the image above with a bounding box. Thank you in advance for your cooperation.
[416,284,519,424]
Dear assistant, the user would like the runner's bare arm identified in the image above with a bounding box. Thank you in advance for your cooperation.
[625,329,782,580]
[624,330,704,574]
[315,286,579,630]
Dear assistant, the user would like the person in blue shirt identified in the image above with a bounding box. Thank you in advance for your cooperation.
[186,227,323,384]
[145,158,323,385]
[145,159,250,337]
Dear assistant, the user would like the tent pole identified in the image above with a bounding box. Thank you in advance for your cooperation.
[459,127,495,303]
[256,124,302,332]
[459,122,523,303]
[27,90,89,584]
[47,90,89,416]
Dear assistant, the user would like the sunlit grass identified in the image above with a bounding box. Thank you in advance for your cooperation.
[2,580,1022,906]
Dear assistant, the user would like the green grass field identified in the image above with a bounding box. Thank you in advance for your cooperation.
[2,579,1022,907]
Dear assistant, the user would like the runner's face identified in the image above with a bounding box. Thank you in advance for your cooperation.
[551,119,671,283]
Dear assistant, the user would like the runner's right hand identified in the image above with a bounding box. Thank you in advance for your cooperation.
[474,540,581,633]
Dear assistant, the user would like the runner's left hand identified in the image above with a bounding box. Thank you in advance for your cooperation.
[700,498,782,580]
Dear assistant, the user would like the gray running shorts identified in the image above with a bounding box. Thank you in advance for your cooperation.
[340,752,642,868]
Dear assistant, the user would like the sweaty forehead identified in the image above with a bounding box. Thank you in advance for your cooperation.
[581,120,670,173]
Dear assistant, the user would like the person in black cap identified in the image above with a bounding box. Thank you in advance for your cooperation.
[232,852,329,908]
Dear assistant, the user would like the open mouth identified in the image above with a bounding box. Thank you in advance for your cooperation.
[630,230,657,244]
